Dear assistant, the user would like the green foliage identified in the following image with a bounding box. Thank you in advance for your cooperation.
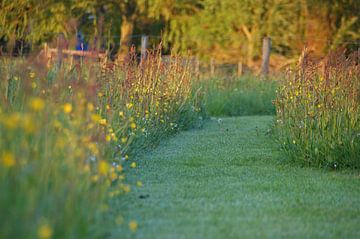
[201,76,277,116]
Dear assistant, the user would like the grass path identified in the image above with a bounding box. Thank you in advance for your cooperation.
[112,116,360,239]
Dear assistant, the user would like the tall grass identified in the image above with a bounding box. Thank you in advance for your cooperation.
[0,50,203,238]
[275,49,360,168]
[200,76,277,116]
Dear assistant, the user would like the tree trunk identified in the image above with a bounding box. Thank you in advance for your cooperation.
[118,17,134,60]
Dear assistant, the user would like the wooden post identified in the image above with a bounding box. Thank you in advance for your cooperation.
[56,33,65,69]
[210,58,215,77]
[237,62,243,77]
[261,37,271,76]
[141,35,148,61]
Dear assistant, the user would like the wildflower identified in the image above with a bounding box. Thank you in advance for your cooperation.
[116,165,123,172]
[130,162,137,168]
[98,160,110,175]
[130,122,137,129]
[119,111,124,117]
[106,135,111,142]
[2,152,16,168]
[63,103,72,114]
[136,181,143,187]
[31,82,37,89]
[87,103,94,112]
[37,222,53,239]
[129,220,138,232]
[121,137,127,143]
[125,155,129,160]
[2,112,21,129]
[91,114,102,123]
[29,97,45,112]
[106,105,110,110]
[99,119,107,126]
[126,103,133,109]
[29,72,36,78]
[98,92,103,97]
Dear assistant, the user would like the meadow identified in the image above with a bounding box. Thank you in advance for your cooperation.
[0,48,359,238]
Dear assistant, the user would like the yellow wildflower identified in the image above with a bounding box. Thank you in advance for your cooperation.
[130,122,137,129]
[98,160,110,175]
[130,162,136,168]
[106,135,111,142]
[99,119,107,126]
[63,103,72,114]
[37,223,53,239]
[91,114,101,123]
[29,97,45,112]
[2,152,16,168]
[128,220,138,232]
[126,103,134,109]
[136,181,143,187]
[119,111,124,117]
[87,103,94,112]
[121,137,127,143]
[31,82,37,89]
[29,72,36,78]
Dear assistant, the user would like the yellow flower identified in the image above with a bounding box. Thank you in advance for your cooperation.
[37,223,53,239]
[128,220,138,232]
[119,111,124,117]
[130,162,136,168]
[63,103,72,114]
[116,165,123,172]
[29,72,36,78]
[99,119,107,126]
[2,112,21,129]
[29,97,45,112]
[106,135,111,142]
[136,181,143,187]
[2,152,16,168]
[130,122,137,129]
[98,160,110,175]
[126,103,134,109]
[31,82,37,89]
[91,114,101,123]
[87,103,94,112]
[121,137,127,143]
[98,92,103,97]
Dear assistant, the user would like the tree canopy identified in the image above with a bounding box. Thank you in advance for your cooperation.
[0,0,359,61]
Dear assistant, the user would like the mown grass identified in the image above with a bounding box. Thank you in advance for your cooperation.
[111,116,360,239]
[275,50,360,168]
[200,76,277,117]
[0,51,203,238]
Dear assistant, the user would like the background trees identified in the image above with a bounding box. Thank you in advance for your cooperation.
[0,0,359,61]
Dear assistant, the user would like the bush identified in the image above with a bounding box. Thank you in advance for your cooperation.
[274,49,360,168]
[201,76,276,117]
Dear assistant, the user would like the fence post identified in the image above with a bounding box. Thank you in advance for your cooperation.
[141,35,148,61]
[210,58,215,77]
[56,33,65,69]
[237,62,243,77]
[261,37,271,76]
